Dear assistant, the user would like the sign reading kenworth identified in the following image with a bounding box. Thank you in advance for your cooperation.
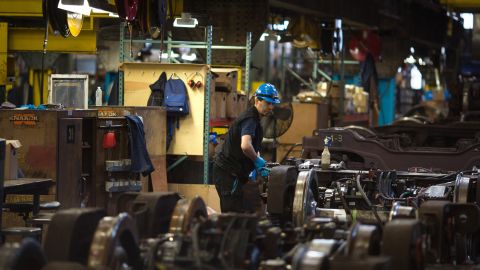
[9,113,39,126]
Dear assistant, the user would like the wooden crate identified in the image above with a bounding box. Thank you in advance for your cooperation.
[226,92,238,118]
[215,92,227,119]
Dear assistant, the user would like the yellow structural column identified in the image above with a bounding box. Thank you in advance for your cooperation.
[0,22,7,87]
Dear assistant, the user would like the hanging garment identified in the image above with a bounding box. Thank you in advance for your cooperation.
[125,115,155,176]
[148,71,167,106]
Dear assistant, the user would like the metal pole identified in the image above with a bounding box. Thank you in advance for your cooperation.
[336,19,345,121]
[118,22,126,105]
[245,32,252,99]
[203,25,213,185]
[280,45,286,95]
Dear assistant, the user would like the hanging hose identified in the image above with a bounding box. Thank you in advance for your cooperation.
[355,174,383,226]
[40,0,49,105]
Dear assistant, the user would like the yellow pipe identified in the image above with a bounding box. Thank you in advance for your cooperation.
[0,22,7,87]
[29,69,51,106]
[440,0,480,7]
[0,0,43,17]
[9,27,97,53]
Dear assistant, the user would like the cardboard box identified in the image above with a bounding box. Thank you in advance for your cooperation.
[4,140,21,180]
[212,68,238,92]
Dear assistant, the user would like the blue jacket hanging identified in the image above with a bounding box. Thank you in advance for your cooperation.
[125,115,155,176]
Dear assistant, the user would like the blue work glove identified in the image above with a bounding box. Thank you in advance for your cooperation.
[254,156,266,169]
[258,167,270,178]
[249,169,257,182]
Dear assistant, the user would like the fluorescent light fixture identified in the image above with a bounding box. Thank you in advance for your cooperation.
[271,20,289,31]
[173,13,198,28]
[161,52,180,59]
[460,13,474,29]
[404,55,416,64]
[58,0,91,15]
[260,32,280,42]
[58,0,117,17]
[181,53,197,61]
[410,65,423,90]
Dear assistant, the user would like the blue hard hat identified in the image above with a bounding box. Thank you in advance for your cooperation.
[254,83,280,104]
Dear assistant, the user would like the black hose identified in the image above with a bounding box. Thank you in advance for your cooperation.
[335,181,353,221]
[355,174,383,226]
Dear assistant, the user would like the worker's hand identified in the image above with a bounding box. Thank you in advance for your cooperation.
[254,156,266,169]
[258,167,270,178]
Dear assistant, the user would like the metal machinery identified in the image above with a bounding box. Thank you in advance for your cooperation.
[1,157,480,270]
[303,125,480,171]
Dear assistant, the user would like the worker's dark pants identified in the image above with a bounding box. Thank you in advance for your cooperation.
[213,164,245,213]
[213,164,262,213]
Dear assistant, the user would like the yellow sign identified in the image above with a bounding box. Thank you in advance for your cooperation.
[9,113,39,126]
[98,110,118,117]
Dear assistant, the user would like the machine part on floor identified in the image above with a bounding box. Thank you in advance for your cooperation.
[303,217,343,241]
[381,219,424,270]
[0,238,47,270]
[330,256,391,270]
[292,169,319,227]
[114,192,140,214]
[43,208,106,265]
[347,223,381,259]
[259,258,287,269]
[157,213,258,269]
[267,165,298,224]
[129,192,181,238]
[41,262,88,270]
[303,127,480,171]
[262,226,283,259]
[87,213,142,270]
[388,201,416,220]
[291,239,337,270]
[419,200,451,263]
[454,174,471,203]
[447,203,480,264]
[169,196,208,234]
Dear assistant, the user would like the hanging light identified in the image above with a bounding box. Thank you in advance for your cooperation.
[57,0,117,17]
[173,13,198,28]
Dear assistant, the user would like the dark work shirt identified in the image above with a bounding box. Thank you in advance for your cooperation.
[240,118,257,138]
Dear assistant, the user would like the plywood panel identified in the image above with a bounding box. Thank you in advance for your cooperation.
[0,110,58,181]
[278,102,329,144]
[167,183,220,213]
[122,63,209,156]
[150,156,167,192]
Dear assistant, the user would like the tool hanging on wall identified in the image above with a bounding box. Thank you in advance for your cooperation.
[123,0,139,58]
[187,72,204,90]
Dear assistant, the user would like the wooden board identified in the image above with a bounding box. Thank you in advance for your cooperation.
[96,106,168,192]
[57,118,84,208]
[278,102,329,144]
[121,63,209,156]
[168,183,220,213]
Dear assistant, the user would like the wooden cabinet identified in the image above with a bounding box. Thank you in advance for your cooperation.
[0,109,97,209]
[0,107,166,212]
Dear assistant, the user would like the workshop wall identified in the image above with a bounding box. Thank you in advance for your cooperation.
[121,63,208,156]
